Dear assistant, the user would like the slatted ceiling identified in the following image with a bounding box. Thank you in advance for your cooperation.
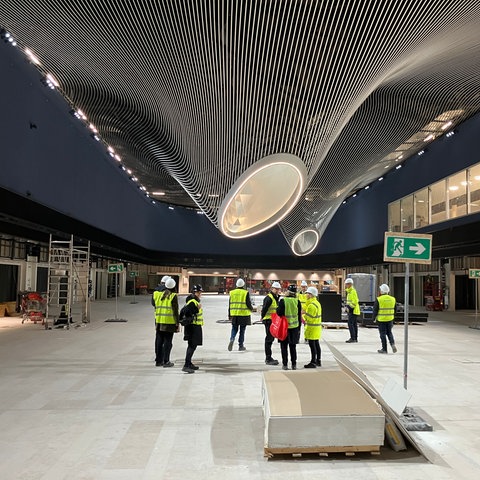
[2,1,480,252]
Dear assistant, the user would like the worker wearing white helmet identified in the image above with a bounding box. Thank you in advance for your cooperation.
[297,280,308,309]
[373,284,397,354]
[227,278,254,351]
[153,277,179,367]
[151,275,172,307]
[303,286,322,368]
[344,277,360,343]
[260,281,282,365]
[297,280,309,342]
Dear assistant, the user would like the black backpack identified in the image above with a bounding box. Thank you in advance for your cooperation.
[179,304,195,326]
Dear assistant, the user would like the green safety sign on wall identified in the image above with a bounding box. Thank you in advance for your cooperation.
[469,269,480,279]
[384,232,432,264]
[108,264,124,273]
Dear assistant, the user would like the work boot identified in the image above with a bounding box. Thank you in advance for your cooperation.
[227,340,233,351]
[377,349,387,354]
[391,344,398,353]
[265,358,279,365]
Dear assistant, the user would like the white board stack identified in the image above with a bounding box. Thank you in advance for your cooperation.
[262,369,385,457]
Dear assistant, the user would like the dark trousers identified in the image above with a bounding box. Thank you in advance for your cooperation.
[348,312,359,340]
[155,329,174,363]
[185,340,197,367]
[280,341,297,367]
[378,321,395,351]
[263,320,275,360]
[308,340,321,363]
[230,324,246,346]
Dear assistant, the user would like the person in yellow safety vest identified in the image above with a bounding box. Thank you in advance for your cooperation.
[373,284,398,354]
[303,286,322,368]
[344,277,361,343]
[297,280,308,310]
[260,281,282,365]
[276,284,302,370]
[182,284,204,373]
[297,280,309,342]
[153,277,179,367]
[228,278,254,351]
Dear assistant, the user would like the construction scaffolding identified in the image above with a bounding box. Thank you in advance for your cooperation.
[46,234,90,329]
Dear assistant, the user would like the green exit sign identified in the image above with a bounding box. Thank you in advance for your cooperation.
[384,232,432,264]
[469,269,480,279]
[129,271,139,277]
[108,264,124,273]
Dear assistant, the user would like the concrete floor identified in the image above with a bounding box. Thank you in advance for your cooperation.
[1,294,479,480]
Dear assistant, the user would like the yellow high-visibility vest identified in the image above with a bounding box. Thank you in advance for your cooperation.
[153,291,176,324]
[263,293,278,320]
[377,295,396,322]
[229,288,250,316]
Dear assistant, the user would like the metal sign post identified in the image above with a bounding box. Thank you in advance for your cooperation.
[403,263,410,390]
[384,232,432,390]
[129,271,139,304]
[469,269,480,330]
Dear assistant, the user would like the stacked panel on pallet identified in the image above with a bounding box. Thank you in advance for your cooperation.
[263,370,385,456]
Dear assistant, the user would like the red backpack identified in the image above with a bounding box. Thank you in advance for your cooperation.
[270,313,288,341]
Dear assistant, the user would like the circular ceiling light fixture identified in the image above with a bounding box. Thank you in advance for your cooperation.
[291,229,320,256]
[218,153,307,238]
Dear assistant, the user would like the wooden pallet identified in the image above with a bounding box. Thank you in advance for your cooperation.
[322,322,348,329]
[264,444,380,458]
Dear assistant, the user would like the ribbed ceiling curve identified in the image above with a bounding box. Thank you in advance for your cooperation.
[1,1,480,253]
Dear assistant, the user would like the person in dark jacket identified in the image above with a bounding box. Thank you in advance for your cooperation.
[260,281,282,365]
[182,284,204,373]
[227,278,254,351]
[276,284,302,370]
[153,277,178,367]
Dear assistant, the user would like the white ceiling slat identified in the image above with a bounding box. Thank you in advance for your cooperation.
[1,1,480,252]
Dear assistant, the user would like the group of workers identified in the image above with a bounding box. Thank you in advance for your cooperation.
[152,275,398,374]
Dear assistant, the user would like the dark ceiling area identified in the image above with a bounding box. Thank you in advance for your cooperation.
[1,1,480,266]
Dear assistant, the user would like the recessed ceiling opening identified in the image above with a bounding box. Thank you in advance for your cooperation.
[218,153,307,238]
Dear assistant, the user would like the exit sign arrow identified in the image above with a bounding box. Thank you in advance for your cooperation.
[409,242,426,255]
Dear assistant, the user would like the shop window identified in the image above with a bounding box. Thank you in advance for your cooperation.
[388,201,401,232]
[414,188,429,227]
[448,171,467,218]
[468,164,480,214]
[430,180,446,223]
[400,195,414,231]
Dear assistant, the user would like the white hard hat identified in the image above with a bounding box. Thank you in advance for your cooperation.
[379,284,390,294]
[165,278,176,289]
[161,275,170,283]
[236,278,245,288]
[345,278,353,284]
[301,280,308,287]
[307,286,318,296]
[271,282,281,289]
